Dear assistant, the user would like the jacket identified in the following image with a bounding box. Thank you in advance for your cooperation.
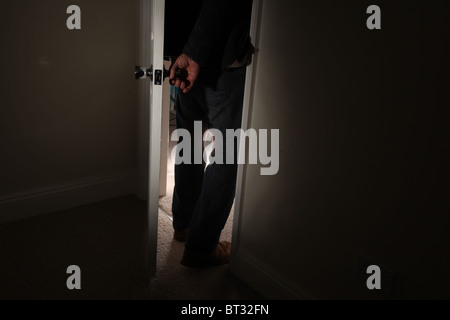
[165,0,253,69]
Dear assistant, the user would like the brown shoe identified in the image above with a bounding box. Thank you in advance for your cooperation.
[174,229,188,242]
[181,241,231,268]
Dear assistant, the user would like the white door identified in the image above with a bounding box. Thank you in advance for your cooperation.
[136,0,165,277]
[0,0,165,296]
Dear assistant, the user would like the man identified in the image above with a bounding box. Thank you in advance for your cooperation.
[167,0,254,268]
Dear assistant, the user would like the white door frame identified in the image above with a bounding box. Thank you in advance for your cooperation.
[230,0,262,258]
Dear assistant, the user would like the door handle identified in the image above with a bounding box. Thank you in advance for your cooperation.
[135,65,181,84]
[135,65,153,80]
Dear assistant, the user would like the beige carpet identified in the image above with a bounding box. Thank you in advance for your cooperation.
[159,193,174,217]
[146,209,257,300]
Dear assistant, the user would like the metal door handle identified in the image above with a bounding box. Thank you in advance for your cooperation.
[135,65,153,80]
[135,65,181,84]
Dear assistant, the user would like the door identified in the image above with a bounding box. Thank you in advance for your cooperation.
[0,0,164,297]
[136,0,165,277]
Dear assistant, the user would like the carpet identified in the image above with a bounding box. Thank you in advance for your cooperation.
[146,209,259,300]
[0,196,260,300]
[159,193,174,217]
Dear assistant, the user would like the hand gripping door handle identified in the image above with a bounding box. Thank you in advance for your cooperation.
[135,65,182,84]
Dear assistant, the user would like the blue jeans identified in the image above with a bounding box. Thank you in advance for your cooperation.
[172,66,246,254]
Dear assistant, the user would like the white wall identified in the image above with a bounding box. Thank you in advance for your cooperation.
[0,0,139,221]
[232,0,450,299]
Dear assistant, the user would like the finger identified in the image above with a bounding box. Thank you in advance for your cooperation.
[186,78,196,92]
[184,83,193,93]
[180,81,186,90]
[170,70,183,85]
[169,68,177,81]
[186,71,198,87]
[174,79,183,88]
[169,60,179,80]
[171,79,180,88]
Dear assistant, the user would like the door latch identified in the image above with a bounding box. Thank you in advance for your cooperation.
[154,69,163,86]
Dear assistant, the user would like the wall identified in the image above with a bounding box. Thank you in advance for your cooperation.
[232,0,450,299]
[0,0,139,221]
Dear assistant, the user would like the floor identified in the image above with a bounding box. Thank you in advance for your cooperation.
[0,196,261,300]
[0,119,262,300]
[0,196,149,299]
[147,209,259,300]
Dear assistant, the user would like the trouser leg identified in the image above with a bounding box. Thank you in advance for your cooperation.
[185,67,246,254]
[172,91,207,231]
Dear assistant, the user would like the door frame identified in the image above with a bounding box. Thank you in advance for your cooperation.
[230,0,262,258]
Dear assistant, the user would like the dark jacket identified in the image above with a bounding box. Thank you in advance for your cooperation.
[165,0,253,69]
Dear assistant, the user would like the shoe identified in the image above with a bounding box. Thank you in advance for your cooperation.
[181,241,231,268]
[174,229,188,242]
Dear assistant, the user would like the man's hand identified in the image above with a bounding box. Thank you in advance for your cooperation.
[169,53,200,94]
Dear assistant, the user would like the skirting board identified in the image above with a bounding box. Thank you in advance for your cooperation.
[230,248,314,300]
[0,171,135,224]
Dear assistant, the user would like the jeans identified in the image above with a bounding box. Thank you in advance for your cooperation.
[172,66,246,254]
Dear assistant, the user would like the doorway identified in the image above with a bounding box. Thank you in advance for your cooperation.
[137,0,262,276]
